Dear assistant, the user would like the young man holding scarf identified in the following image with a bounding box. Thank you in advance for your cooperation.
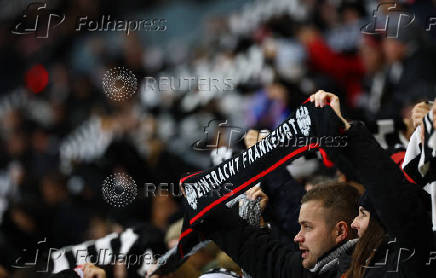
[176,91,433,278]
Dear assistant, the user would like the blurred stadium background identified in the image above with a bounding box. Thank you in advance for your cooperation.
[0,0,436,277]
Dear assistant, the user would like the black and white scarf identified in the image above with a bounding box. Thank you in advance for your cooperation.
[48,225,166,277]
[200,268,242,278]
[403,107,436,231]
[310,239,358,275]
[152,101,346,275]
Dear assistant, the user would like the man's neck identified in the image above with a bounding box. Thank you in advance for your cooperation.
[309,239,358,274]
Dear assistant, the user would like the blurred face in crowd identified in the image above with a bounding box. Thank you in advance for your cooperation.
[266,83,287,103]
[294,200,346,268]
[360,40,384,74]
[41,176,67,205]
[351,206,370,238]
[152,193,178,230]
[342,7,360,24]
[383,38,406,64]
[7,131,27,157]
[244,129,269,149]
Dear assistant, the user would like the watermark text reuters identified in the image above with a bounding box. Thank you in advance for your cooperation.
[144,76,234,93]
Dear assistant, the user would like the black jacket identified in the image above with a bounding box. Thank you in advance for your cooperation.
[195,205,350,278]
[335,123,434,278]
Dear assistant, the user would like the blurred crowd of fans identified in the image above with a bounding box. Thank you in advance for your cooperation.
[1,0,436,277]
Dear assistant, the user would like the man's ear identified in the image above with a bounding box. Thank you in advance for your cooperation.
[334,221,349,244]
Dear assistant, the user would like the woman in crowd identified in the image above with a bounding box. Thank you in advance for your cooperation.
[310,91,434,278]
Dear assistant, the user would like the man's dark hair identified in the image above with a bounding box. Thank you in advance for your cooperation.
[302,183,360,233]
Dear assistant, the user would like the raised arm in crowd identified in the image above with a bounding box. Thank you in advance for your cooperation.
[191,91,434,278]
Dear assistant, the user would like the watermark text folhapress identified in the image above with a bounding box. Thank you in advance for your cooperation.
[76,16,167,35]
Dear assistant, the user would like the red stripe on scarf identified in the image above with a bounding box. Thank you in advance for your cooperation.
[178,143,318,233]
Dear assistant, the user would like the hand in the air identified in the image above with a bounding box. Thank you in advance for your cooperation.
[83,263,106,278]
[309,90,350,130]
[411,101,431,128]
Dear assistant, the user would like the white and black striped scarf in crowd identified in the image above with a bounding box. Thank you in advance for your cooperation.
[403,106,436,231]
[152,101,346,275]
[200,268,242,278]
[48,225,166,277]
[369,118,409,150]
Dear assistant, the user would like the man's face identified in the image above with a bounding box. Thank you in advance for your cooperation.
[294,200,337,268]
